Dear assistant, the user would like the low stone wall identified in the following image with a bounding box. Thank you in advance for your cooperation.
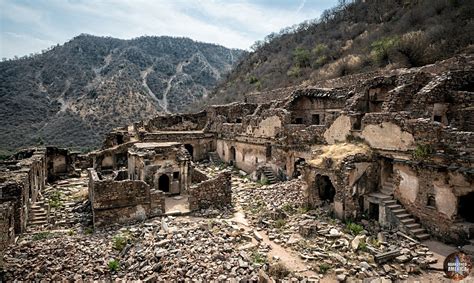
[191,168,209,183]
[88,169,165,228]
[188,171,232,210]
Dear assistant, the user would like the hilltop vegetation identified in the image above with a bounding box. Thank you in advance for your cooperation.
[203,0,474,106]
[0,35,244,152]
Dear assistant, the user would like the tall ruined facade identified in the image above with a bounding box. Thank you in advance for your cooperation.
[94,55,473,244]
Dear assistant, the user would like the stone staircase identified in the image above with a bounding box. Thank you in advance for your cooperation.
[27,200,48,229]
[368,176,430,241]
[208,152,220,163]
[380,177,395,196]
[263,167,278,184]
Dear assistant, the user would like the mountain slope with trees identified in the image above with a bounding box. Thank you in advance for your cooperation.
[0,35,244,153]
[204,0,473,106]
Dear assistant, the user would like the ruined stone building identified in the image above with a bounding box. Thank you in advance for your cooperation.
[0,55,473,256]
[91,55,473,244]
[0,147,78,251]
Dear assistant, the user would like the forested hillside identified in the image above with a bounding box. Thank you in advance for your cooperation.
[203,0,473,106]
[0,35,244,154]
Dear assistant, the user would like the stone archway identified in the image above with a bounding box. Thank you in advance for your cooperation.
[458,192,474,223]
[158,174,170,193]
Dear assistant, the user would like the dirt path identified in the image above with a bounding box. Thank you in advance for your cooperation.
[230,204,318,278]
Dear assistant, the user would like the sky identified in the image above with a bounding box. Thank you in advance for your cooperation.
[0,0,338,59]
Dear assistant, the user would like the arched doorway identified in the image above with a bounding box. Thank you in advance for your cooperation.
[315,174,335,202]
[230,146,236,162]
[184,144,194,161]
[158,174,170,193]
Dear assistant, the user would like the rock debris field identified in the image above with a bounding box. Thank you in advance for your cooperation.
[2,164,447,282]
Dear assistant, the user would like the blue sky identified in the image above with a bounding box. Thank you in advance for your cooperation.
[0,0,338,59]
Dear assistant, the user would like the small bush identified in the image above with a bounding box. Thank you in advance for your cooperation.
[269,262,291,279]
[281,203,295,214]
[346,221,364,235]
[412,144,434,160]
[274,219,287,229]
[251,251,267,265]
[319,263,331,274]
[293,47,311,68]
[67,229,76,236]
[287,65,301,77]
[112,232,132,251]
[358,240,368,252]
[108,259,120,272]
[48,191,63,209]
[370,36,399,66]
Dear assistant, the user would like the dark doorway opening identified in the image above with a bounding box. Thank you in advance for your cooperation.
[230,146,236,162]
[312,114,320,125]
[316,175,336,202]
[117,135,124,145]
[159,174,170,193]
[433,115,442,123]
[293,158,305,178]
[369,202,379,219]
[184,144,194,160]
[458,192,474,223]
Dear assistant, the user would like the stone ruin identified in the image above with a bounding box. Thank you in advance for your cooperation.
[0,54,473,280]
[83,54,473,243]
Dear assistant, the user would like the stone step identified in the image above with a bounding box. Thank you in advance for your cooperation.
[392,208,406,214]
[387,204,401,209]
[396,213,411,219]
[383,185,394,191]
[30,212,47,217]
[405,223,421,229]
[416,234,430,241]
[383,199,397,205]
[400,218,415,225]
[30,215,47,221]
[28,220,47,226]
[411,228,426,234]
[380,189,393,196]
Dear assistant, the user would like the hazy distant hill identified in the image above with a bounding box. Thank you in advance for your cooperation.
[204,0,473,106]
[0,34,244,153]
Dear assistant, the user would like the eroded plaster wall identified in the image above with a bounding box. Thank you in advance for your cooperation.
[324,115,352,144]
[362,122,415,151]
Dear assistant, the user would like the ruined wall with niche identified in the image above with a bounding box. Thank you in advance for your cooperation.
[88,168,165,228]
[128,143,190,195]
[324,115,352,144]
[244,108,288,139]
[216,140,267,173]
[46,147,77,182]
[188,171,231,210]
[393,163,474,243]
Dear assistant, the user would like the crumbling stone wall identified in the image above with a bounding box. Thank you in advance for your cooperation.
[46,147,77,182]
[188,171,231,210]
[393,163,474,243]
[144,111,208,132]
[88,169,165,228]
[191,168,209,183]
[0,202,15,259]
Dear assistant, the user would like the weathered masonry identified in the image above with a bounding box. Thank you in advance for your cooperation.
[96,54,473,244]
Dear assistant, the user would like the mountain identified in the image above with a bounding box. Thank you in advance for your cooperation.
[204,0,473,106]
[0,35,244,154]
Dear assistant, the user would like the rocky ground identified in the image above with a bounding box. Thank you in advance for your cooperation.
[1,163,450,281]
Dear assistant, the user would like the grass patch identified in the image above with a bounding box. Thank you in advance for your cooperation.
[273,218,287,229]
[48,191,63,209]
[269,262,291,279]
[32,231,52,241]
[281,203,296,215]
[67,229,76,236]
[318,263,331,274]
[412,144,434,160]
[256,176,269,186]
[248,199,266,214]
[346,221,364,236]
[84,227,94,235]
[108,259,120,272]
[112,231,132,251]
[251,251,267,265]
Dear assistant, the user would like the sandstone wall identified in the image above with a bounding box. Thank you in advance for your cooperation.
[88,169,165,228]
[393,163,474,243]
[188,171,232,210]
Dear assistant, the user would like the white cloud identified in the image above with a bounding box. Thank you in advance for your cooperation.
[0,0,337,59]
